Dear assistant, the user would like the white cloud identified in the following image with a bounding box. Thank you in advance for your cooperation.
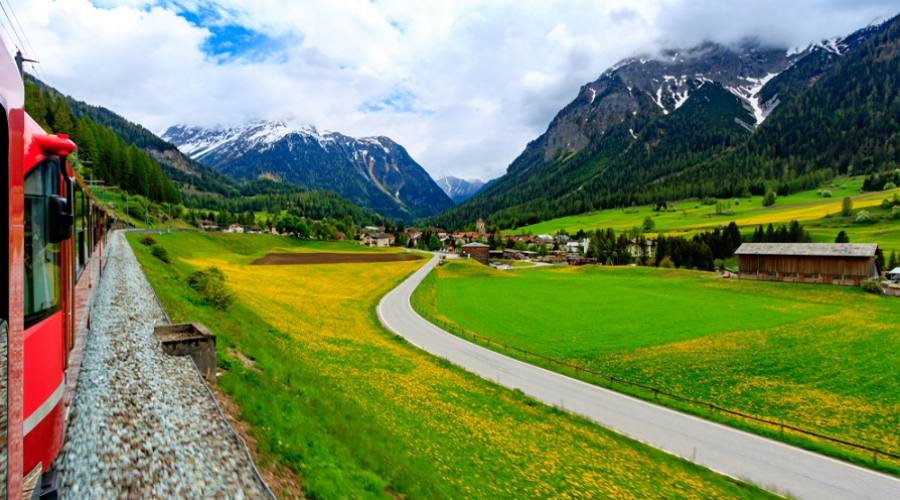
[7,0,897,181]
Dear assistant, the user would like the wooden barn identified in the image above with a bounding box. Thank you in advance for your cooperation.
[461,242,490,265]
[735,243,879,286]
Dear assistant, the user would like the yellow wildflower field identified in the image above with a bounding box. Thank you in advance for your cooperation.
[153,238,772,499]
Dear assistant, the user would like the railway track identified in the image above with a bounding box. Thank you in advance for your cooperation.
[55,231,271,498]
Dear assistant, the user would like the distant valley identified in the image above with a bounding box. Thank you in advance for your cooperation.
[435,176,488,203]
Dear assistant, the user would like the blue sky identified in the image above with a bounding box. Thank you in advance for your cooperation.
[16,0,900,180]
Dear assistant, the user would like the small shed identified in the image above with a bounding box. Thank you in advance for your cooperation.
[888,267,900,283]
[735,243,879,286]
[461,242,490,265]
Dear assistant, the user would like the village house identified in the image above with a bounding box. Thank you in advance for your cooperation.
[535,234,555,246]
[363,232,395,248]
[565,238,590,255]
[735,243,880,286]
[627,238,655,259]
[405,229,422,247]
[224,223,245,234]
[503,248,538,260]
[198,219,219,232]
[887,267,900,283]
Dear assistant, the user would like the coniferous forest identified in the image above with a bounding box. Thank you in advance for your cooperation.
[24,79,181,204]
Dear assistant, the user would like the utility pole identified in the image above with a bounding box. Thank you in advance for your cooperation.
[15,50,38,78]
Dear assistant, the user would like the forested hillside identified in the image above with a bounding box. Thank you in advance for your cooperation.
[24,77,387,227]
[26,76,238,197]
[430,15,899,230]
[25,79,180,203]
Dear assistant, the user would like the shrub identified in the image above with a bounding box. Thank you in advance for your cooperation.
[186,266,234,310]
[642,216,655,232]
[819,189,833,198]
[892,206,900,220]
[713,258,724,271]
[860,280,883,295]
[841,197,853,216]
[139,235,157,246]
[658,256,675,269]
[834,230,850,243]
[882,199,893,210]
[762,190,776,207]
[885,182,897,190]
[150,245,170,263]
[855,210,874,223]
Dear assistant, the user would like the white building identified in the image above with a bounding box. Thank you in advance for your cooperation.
[565,238,590,255]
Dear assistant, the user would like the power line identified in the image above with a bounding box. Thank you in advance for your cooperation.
[0,0,47,83]
[0,1,24,52]
[7,0,47,82]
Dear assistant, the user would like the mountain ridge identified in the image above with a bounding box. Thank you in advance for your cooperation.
[430,14,899,230]
[436,176,487,203]
[164,121,453,221]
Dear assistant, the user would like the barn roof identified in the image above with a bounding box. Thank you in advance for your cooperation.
[735,243,878,257]
[462,242,489,248]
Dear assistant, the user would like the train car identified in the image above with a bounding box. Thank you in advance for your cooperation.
[20,113,76,488]
[1,33,27,500]
[3,39,113,498]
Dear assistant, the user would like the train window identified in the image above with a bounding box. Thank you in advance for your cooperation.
[24,159,62,327]
[74,186,86,274]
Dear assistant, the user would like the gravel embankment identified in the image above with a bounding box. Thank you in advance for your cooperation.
[56,231,270,498]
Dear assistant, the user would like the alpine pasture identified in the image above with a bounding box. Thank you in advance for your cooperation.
[412,260,900,471]
[513,177,900,254]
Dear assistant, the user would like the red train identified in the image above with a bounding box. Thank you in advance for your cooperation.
[2,38,112,497]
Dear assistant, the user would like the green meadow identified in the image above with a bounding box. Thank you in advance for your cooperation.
[128,232,770,499]
[413,260,900,472]
[512,177,900,254]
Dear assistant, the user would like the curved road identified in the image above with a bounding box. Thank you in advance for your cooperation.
[377,255,900,499]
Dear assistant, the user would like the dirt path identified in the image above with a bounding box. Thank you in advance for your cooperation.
[251,252,421,265]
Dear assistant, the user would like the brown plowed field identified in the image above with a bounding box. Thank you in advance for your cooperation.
[250,252,423,265]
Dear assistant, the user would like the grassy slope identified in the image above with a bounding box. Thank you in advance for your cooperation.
[413,260,900,472]
[92,187,195,229]
[127,232,771,499]
[513,177,900,253]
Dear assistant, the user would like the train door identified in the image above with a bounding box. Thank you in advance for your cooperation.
[21,156,68,475]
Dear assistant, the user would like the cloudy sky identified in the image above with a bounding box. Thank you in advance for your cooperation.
[8,0,897,180]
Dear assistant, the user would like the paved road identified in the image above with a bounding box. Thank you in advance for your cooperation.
[377,255,900,500]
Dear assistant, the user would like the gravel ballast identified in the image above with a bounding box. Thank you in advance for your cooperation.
[56,231,270,498]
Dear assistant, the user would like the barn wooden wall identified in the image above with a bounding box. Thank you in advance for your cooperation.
[738,255,875,281]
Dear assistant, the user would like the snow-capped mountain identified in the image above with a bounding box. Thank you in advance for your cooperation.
[163,121,453,220]
[432,14,898,229]
[436,176,487,204]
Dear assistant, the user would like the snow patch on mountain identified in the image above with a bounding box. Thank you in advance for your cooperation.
[436,176,487,203]
[726,72,780,126]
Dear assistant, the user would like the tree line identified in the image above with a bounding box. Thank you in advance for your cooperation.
[24,80,180,204]
[581,221,810,271]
